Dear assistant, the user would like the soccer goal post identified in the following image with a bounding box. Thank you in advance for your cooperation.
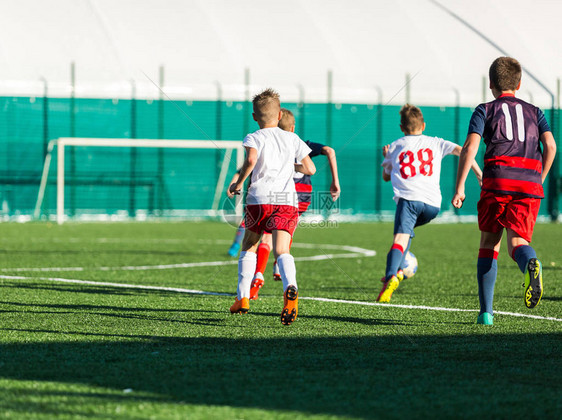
[34,138,245,224]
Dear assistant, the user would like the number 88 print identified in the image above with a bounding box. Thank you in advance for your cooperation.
[399,148,434,179]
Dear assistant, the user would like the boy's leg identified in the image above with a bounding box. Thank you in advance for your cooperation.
[477,231,502,322]
[273,230,296,291]
[273,229,298,325]
[378,200,425,302]
[394,202,437,278]
[249,232,272,300]
[228,221,245,257]
[255,233,272,276]
[385,233,411,280]
[230,228,261,314]
[385,200,438,281]
[397,236,412,279]
[503,196,542,309]
[273,235,292,281]
[273,210,299,281]
[507,229,542,309]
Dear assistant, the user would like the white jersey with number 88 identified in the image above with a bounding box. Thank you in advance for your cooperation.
[382,134,458,208]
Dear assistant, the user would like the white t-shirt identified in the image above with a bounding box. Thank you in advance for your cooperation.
[243,127,312,207]
[382,134,458,208]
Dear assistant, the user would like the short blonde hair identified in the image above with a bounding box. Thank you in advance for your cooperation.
[279,108,295,131]
[489,57,521,91]
[252,88,281,121]
[400,104,424,133]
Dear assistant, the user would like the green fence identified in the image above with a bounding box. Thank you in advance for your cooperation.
[0,95,559,221]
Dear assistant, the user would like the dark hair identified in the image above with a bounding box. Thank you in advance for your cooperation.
[489,57,521,91]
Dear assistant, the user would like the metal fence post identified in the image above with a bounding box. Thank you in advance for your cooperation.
[41,77,49,218]
[70,61,76,218]
[325,71,333,218]
[157,65,165,214]
[405,73,411,103]
[453,88,460,215]
[375,86,383,217]
[216,81,223,185]
[297,84,305,139]
[129,80,137,218]
[243,68,250,137]
[548,78,561,221]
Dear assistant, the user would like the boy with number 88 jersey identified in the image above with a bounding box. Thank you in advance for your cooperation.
[377,104,482,303]
[452,57,556,325]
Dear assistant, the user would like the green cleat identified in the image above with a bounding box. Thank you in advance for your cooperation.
[477,312,494,325]
[524,258,543,309]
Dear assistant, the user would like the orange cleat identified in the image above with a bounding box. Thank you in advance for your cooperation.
[230,297,249,314]
[249,274,265,300]
[281,285,298,325]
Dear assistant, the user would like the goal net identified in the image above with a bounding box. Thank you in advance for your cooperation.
[34,138,245,224]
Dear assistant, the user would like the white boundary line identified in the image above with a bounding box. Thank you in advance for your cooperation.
[0,241,376,273]
[0,274,560,322]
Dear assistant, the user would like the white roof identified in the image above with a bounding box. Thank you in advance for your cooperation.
[0,0,560,106]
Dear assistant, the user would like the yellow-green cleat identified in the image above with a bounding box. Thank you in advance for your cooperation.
[477,312,493,325]
[376,276,400,303]
[524,258,543,309]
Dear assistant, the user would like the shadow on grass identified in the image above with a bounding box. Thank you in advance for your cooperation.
[0,330,560,418]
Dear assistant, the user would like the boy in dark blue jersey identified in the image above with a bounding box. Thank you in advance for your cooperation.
[249,108,341,299]
[453,57,556,325]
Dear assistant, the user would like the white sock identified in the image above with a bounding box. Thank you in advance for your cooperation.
[237,251,257,299]
[277,253,297,292]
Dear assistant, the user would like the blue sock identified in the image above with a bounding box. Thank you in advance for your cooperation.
[398,238,412,270]
[512,245,537,274]
[234,225,245,246]
[477,249,498,315]
[385,244,404,280]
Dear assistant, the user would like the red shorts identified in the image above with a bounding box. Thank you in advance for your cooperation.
[245,204,299,236]
[477,190,541,242]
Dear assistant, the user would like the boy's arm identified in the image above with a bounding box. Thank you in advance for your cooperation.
[452,133,481,208]
[294,155,316,176]
[540,131,557,183]
[382,144,391,182]
[226,171,241,198]
[451,145,482,186]
[229,147,257,195]
[321,146,341,200]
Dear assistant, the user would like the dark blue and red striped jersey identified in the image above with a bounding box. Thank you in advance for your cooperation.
[467,94,550,198]
[294,140,325,205]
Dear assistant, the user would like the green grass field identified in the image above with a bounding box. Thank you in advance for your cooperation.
[0,221,560,419]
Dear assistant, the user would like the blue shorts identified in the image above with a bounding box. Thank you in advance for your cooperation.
[394,198,440,237]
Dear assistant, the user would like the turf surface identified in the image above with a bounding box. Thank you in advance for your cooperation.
[0,221,560,419]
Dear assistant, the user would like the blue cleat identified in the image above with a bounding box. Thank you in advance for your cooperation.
[228,242,240,257]
[477,312,494,325]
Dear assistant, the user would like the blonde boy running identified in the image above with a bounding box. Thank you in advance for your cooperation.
[229,89,316,325]
[248,108,341,299]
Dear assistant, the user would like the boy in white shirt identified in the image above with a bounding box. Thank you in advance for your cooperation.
[229,88,316,325]
[378,104,481,302]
